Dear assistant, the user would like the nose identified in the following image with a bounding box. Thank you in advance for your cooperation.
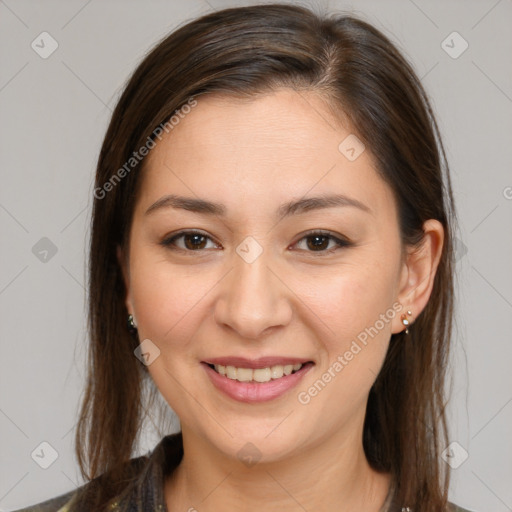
[213,250,293,340]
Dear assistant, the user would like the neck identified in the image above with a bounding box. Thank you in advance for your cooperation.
[164,424,392,512]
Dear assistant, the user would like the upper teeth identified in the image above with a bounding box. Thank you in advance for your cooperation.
[214,363,303,383]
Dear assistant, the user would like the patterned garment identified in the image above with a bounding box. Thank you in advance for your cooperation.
[12,432,476,512]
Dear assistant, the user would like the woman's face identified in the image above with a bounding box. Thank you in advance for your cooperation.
[121,88,412,463]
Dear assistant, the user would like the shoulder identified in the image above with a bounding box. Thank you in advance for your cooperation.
[10,487,77,512]
[9,455,148,512]
[10,433,183,512]
[448,501,479,512]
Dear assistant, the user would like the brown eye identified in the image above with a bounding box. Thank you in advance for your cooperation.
[161,229,351,256]
[183,233,208,250]
[294,230,352,255]
[161,231,217,252]
[305,234,330,251]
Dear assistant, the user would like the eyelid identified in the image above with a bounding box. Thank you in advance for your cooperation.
[161,229,219,252]
[160,229,352,255]
[291,229,351,254]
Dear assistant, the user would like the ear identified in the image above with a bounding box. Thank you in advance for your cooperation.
[117,244,133,316]
[391,219,445,334]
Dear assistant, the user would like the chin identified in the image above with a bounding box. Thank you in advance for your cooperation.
[204,421,307,466]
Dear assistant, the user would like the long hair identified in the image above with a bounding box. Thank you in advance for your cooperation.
[76,4,458,510]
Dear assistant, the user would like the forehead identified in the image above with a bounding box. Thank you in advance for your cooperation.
[138,89,396,220]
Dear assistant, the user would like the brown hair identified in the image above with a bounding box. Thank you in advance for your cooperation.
[77,3,458,510]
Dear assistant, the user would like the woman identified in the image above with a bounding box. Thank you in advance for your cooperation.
[14,3,475,511]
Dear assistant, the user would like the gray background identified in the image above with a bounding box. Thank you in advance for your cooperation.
[1,0,511,510]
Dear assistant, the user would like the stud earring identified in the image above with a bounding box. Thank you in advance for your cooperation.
[401,310,413,334]
[127,314,138,335]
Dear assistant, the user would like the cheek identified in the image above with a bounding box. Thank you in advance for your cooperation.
[129,234,399,357]
[294,261,398,409]
[293,268,396,423]
[297,261,397,345]
[129,255,213,348]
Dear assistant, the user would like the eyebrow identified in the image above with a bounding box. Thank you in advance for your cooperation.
[144,193,373,218]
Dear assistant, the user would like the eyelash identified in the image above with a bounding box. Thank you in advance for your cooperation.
[160,229,352,256]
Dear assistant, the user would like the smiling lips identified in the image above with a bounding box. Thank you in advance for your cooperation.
[204,356,312,368]
[211,362,304,383]
[203,356,312,383]
[202,356,314,402]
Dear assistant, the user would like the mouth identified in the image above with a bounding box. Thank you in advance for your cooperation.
[201,358,315,403]
[204,361,312,383]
